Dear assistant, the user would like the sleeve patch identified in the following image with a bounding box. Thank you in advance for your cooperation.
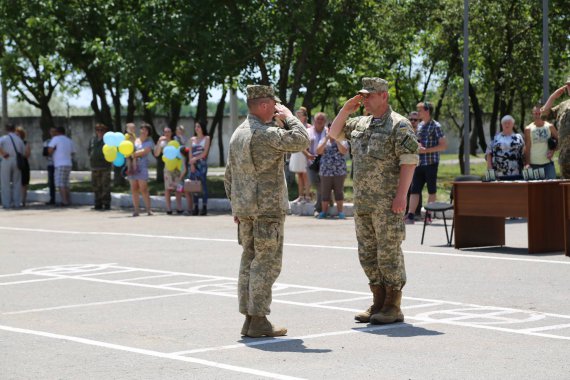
[401,134,419,152]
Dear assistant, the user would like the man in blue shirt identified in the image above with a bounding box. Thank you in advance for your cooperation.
[405,101,447,224]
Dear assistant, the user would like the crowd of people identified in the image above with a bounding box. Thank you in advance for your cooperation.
[0,121,211,214]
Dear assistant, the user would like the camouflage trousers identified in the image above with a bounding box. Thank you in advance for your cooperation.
[91,169,111,207]
[237,215,285,316]
[354,210,407,290]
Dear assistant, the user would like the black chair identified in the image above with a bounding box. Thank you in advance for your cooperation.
[421,175,481,246]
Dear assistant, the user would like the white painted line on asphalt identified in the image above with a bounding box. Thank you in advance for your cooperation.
[0,324,304,380]
[0,277,64,286]
[80,269,138,277]
[272,289,322,297]
[520,323,570,333]
[3,293,190,315]
[3,225,570,265]
[115,274,178,282]
[160,281,193,287]
[313,296,371,305]
[0,273,27,278]
[170,321,434,355]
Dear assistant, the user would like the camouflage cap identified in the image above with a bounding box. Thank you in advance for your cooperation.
[246,85,281,103]
[358,77,389,94]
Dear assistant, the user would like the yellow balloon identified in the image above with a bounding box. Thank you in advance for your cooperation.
[167,140,180,149]
[102,144,117,156]
[118,140,135,157]
[104,150,117,162]
[162,155,168,163]
[165,160,178,172]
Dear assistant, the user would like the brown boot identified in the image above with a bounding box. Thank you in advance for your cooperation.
[241,315,252,336]
[354,284,385,323]
[246,316,287,338]
[369,286,404,324]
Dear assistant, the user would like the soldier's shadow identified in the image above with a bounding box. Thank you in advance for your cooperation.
[237,337,332,353]
[355,322,444,338]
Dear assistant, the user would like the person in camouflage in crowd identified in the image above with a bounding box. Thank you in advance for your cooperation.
[88,123,112,210]
[329,77,419,325]
[224,85,309,338]
[541,76,570,179]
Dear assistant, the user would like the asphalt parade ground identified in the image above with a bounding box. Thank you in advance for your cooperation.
[2,206,570,379]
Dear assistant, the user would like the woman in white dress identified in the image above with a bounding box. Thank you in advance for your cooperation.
[289,107,312,202]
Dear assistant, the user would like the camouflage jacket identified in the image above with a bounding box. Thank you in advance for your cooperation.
[338,108,419,213]
[225,114,310,217]
[543,99,570,163]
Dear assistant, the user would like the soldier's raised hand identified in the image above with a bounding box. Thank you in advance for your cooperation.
[341,95,363,115]
[275,104,293,119]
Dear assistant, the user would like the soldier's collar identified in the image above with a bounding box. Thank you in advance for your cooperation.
[370,106,392,125]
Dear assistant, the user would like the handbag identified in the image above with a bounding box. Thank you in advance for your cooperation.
[308,155,321,171]
[547,137,558,150]
[8,135,26,171]
[184,179,202,193]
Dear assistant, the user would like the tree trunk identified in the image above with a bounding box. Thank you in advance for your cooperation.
[195,84,208,124]
[168,99,181,130]
[126,87,136,123]
[208,90,227,167]
[468,82,487,154]
[39,102,56,139]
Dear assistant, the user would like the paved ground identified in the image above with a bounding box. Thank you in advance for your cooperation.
[1,205,569,379]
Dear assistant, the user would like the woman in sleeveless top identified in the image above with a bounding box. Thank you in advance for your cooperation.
[129,123,155,216]
[289,107,312,202]
[188,121,210,215]
[524,103,558,179]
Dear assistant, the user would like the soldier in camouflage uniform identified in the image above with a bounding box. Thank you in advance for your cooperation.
[224,85,309,338]
[329,77,419,325]
[88,124,112,210]
[541,77,570,178]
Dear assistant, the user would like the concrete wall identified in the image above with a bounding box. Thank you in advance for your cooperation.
[5,115,246,170]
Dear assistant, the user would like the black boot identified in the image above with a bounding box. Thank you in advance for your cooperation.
[192,205,199,216]
[200,205,207,215]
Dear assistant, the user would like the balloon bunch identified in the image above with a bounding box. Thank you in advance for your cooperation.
[102,132,135,167]
[162,140,184,172]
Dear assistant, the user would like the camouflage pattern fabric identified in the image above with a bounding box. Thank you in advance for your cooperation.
[338,108,419,213]
[91,168,111,207]
[358,77,389,94]
[355,210,407,289]
[225,113,309,316]
[246,85,281,103]
[237,215,284,316]
[224,115,309,217]
[337,107,418,289]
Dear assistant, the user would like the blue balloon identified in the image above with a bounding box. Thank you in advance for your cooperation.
[163,146,177,160]
[114,132,125,145]
[113,152,125,167]
[103,132,114,145]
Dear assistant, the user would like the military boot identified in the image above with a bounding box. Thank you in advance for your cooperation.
[246,316,287,338]
[354,284,385,323]
[369,286,404,324]
[241,315,252,336]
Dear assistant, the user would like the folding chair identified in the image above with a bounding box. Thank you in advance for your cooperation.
[421,175,481,246]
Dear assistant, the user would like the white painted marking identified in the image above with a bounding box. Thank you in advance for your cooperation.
[272,289,321,297]
[79,269,137,277]
[313,296,371,305]
[3,293,190,315]
[3,226,570,265]
[0,277,63,286]
[0,324,304,380]
[0,273,26,278]
[160,281,192,287]
[171,321,434,355]
[115,274,177,282]
[520,323,570,333]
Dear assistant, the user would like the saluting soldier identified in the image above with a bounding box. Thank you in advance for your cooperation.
[329,77,419,325]
[224,85,309,338]
[541,76,570,178]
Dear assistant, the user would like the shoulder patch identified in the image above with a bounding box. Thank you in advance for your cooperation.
[401,134,419,153]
